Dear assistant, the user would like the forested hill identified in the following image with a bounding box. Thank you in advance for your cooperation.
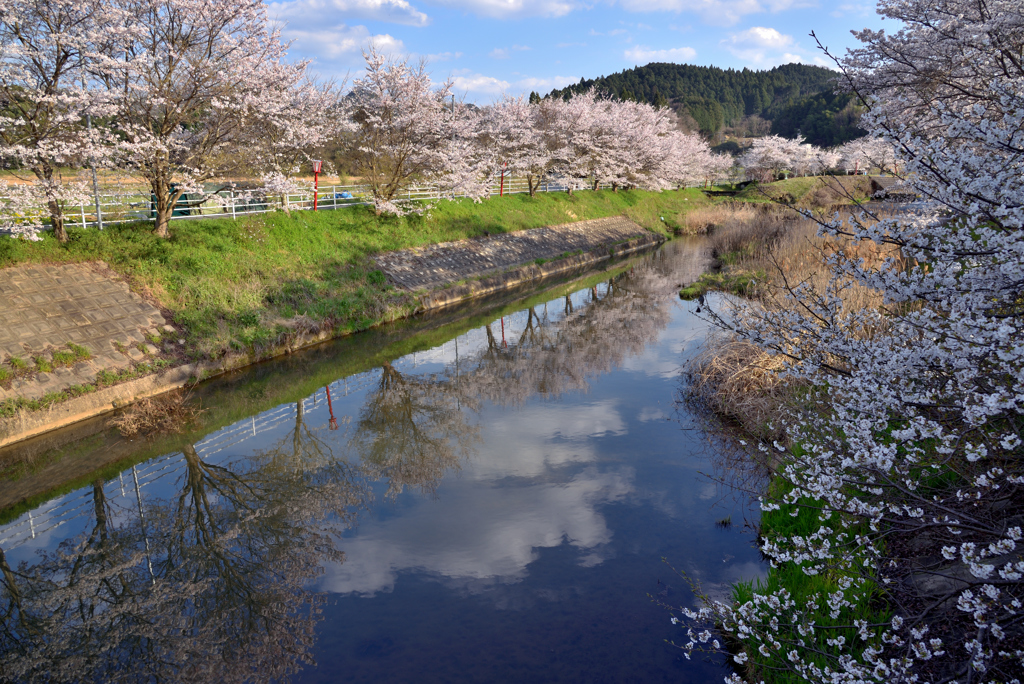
[542,62,866,147]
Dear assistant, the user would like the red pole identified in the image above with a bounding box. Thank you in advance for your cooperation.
[325,385,337,430]
[499,162,506,196]
[313,171,319,211]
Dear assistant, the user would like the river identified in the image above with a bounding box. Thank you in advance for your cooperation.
[0,239,764,683]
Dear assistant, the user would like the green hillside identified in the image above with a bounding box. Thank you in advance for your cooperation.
[542,62,866,147]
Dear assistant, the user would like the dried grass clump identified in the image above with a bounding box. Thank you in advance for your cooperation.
[681,203,760,235]
[709,210,790,263]
[109,389,203,437]
[686,332,800,443]
[766,217,895,314]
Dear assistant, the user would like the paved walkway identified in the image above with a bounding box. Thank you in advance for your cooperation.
[375,216,651,292]
[0,262,173,401]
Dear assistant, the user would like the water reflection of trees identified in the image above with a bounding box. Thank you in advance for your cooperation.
[0,255,684,682]
[345,261,678,496]
[349,362,481,499]
[0,420,363,683]
[451,267,676,408]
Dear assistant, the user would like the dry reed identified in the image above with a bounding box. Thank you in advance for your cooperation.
[686,332,797,442]
[681,203,760,235]
[686,204,901,441]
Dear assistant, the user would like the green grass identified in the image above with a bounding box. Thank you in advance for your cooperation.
[735,176,872,207]
[8,356,28,370]
[0,189,705,363]
[33,356,52,373]
[680,269,767,300]
[730,474,890,683]
[51,350,76,367]
[67,343,91,361]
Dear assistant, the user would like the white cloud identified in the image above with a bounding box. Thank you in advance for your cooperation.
[731,25,793,48]
[830,0,872,16]
[427,0,578,18]
[615,0,815,27]
[452,73,512,94]
[425,51,462,62]
[283,24,405,64]
[269,0,429,27]
[490,45,531,59]
[514,75,580,91]
[623,45,696,63]
[723,26,820,67]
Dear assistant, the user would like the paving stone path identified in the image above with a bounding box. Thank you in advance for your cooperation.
[0,262,173,401]
[375,216,651,292]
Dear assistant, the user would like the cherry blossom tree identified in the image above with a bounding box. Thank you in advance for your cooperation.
[541,91,601,195]
[679,0,1024,681]
[477,94,550,196]
[659,132,730,188]
[738,135,806,182]
[0,0,115,242]
[97,0,335,237]
[350,47,486,215]
[837,136,899,174]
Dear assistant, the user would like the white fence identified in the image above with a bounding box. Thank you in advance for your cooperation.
[6,175,732,232]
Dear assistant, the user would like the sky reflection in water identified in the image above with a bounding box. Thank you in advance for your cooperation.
[0,241,764,683]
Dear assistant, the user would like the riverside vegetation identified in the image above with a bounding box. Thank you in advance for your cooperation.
[672,0,1024,678]
[0,189,702,365]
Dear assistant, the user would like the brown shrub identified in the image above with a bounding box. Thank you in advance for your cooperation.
[681,203,760,235]
[109,389,204,437]
[686,332,798,443]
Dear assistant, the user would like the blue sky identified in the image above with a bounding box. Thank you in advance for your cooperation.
[267,0,890,102]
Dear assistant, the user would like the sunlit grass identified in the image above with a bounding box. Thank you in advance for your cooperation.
[0,188,706,359]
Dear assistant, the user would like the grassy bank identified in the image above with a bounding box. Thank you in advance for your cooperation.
[0,188,704,362]
[730,474,890,683]
[734,175,873,207]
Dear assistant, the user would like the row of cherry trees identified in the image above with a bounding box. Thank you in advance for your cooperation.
[0,0,891,242]
[349,48,731,216]
[738,134,897,182]
[0,0,342,241]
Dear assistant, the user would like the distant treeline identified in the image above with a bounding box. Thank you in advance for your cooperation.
[541,62,867,148]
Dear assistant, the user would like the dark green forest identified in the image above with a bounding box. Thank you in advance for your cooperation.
[544,62,867,147]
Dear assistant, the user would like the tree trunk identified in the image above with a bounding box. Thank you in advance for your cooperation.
[35,164,68,243]
[527,174,536,197]
[592,179,599,192]
[47,199,68,243]
[152,175,173,238]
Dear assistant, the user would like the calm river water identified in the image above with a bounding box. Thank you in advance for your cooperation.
[0,240,764,683]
